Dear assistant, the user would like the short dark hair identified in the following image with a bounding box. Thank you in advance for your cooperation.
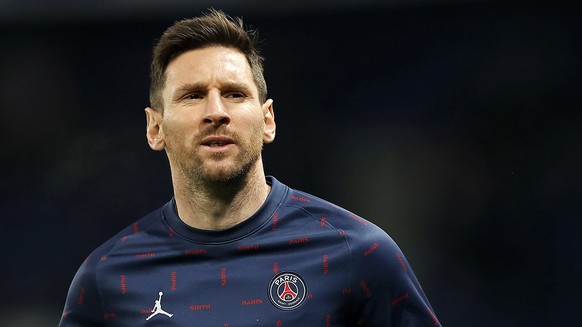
[149,9,267,111]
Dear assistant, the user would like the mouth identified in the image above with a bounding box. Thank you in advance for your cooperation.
[207,141,229,147]
[201,136,235,148]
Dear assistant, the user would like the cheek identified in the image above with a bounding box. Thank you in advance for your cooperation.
[161,120,190,146]
[245,115,266,139]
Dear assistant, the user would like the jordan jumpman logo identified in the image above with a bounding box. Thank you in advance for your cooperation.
[146,291,174,320]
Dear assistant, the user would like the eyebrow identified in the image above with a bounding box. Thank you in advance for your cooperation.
[173,82,207,96]
[173,81,254,96]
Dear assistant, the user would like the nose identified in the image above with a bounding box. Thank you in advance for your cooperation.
[203,92,231,126]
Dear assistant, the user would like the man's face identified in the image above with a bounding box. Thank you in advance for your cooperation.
[146,46,275,184]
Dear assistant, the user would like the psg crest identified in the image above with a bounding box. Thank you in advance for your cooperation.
[268,272,307,310]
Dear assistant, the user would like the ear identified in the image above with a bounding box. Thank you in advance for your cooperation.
[145,107,165,151]
[262,99,276,144]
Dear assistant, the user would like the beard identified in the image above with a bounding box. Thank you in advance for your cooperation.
[164,123,265,187]
[194,139,262,184]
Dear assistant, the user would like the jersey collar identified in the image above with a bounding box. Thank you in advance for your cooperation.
[161,176,286,244]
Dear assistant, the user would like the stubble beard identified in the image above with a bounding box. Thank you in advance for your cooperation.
[166,125,265,190]
[195,142,261,185]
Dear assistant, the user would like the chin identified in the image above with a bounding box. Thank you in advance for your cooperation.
[200,171,241,183]
[198,162,252,184]
[177,149,262,185]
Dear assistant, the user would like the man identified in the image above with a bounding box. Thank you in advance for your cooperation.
[60,9,441,326]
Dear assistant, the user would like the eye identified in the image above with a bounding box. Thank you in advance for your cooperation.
[225,92,246,102]
[226,92,245,98]
[186,93,204,100]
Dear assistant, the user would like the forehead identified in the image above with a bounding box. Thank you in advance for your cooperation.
[164,46,254,89]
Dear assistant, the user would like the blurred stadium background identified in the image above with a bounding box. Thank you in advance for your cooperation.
[1,0,581,326]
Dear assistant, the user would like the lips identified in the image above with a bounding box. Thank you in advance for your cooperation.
[201,135,235,147]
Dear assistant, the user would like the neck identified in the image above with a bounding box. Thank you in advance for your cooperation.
[171,162,270,230]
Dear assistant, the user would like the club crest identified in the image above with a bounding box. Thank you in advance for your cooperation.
[268,272,307,310]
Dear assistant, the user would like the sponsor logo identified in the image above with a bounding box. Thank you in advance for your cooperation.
[268,272,307,311]
[146,291,173,321]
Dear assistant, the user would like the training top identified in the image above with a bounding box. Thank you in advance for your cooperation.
[60,176,441,327]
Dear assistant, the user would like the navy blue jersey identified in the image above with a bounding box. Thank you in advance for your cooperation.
[60,176,441,326]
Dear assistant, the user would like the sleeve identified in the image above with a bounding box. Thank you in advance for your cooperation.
[346,223,441,326]
[59,254,106,326]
